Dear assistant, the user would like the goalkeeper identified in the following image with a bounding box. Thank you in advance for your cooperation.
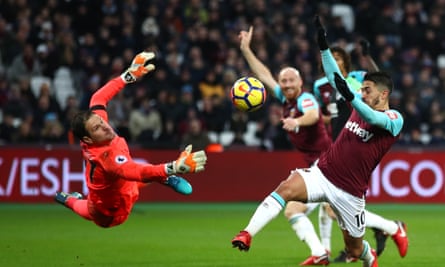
[55,51,207,228]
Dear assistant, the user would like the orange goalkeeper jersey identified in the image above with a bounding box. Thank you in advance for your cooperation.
[80,77,167,216]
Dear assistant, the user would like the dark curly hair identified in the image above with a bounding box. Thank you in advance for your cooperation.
[318,46,351,75]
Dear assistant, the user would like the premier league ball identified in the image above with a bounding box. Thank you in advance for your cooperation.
[230,76,266,112]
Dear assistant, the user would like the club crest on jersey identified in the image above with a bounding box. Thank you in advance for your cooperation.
[115,155,128,164]
[345,120,374,142]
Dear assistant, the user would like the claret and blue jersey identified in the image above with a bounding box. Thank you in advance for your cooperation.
[271,84,332,165]
[317,48,404,197]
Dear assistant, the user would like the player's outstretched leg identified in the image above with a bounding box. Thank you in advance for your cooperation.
[391,221,408,257]
[232,230,252,251]
[165,175,193,195]
[231,192,285,252]
[372,228,388,256]
[55,192,83,207]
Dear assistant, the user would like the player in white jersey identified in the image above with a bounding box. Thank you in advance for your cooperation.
[231,16,407,267]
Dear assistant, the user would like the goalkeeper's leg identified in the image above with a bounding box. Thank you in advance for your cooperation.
[72,199,93,221]
[55,192,93,221]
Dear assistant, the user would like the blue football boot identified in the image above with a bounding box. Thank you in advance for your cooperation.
[165,176,193,195]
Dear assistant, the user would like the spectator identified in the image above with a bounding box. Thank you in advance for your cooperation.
[0,1,444,148]
[200,95,230,134]
[32,94,61,133]
[60,95,81,139]
[40,112,66,143]
[14,118,39,143]
[36,43,58,78]
[178,106,204,138]
[0,75,9,107]
[255,102,292,151]
[180,117,211,151]
[229,108,248,146]
[3,84,30,125]
[106,91,131,141]
[36,81,62,116]
[128,96,162,144]
[152,117,181,149]
[7,43,42,83]
[0,113,18,144]
[198,69,225,99]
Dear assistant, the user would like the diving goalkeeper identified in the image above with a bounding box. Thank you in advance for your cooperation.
[55,51,207,228]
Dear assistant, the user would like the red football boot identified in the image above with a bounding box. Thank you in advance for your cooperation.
[231,230,251,251]
[391,221,408,257]
[300,253,330,266]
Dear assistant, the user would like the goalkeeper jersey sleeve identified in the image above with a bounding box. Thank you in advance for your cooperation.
[89,77,126,122]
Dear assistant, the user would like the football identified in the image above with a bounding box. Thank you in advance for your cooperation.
[230,76,266,112]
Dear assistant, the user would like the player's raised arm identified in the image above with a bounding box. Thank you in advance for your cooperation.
[359,39,379,72]
[314,16,359,100]
[90,51,156,109]
[239,26,279,95]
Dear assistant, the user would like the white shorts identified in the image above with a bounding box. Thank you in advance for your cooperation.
[295,165,366,238]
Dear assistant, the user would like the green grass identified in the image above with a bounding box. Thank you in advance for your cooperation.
[0,203,442,266]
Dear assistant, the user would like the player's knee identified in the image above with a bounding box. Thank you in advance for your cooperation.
[284,202,307,218]
[276,173,307,202]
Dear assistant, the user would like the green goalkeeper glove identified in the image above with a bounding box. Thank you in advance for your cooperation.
[166,145,207,175]
[121,51,155,83]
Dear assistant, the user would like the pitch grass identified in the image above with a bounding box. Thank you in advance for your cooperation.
[0,203,443,267]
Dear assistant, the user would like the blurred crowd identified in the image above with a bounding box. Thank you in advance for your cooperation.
[0,0,444,150]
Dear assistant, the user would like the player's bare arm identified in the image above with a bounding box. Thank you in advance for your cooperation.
[238,26,279,93]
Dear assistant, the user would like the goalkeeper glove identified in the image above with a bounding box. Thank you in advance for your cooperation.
[121,51,155,83]
[314,15,329,50]
[165,145,207,175]
[333,72,354,101]
[359,39,370,56]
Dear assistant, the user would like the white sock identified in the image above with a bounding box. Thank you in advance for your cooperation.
[245,194,284,236]
[318,204,332,252]
[365,210,398,235]
[360,240,375,266]
[289,213,326,256]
